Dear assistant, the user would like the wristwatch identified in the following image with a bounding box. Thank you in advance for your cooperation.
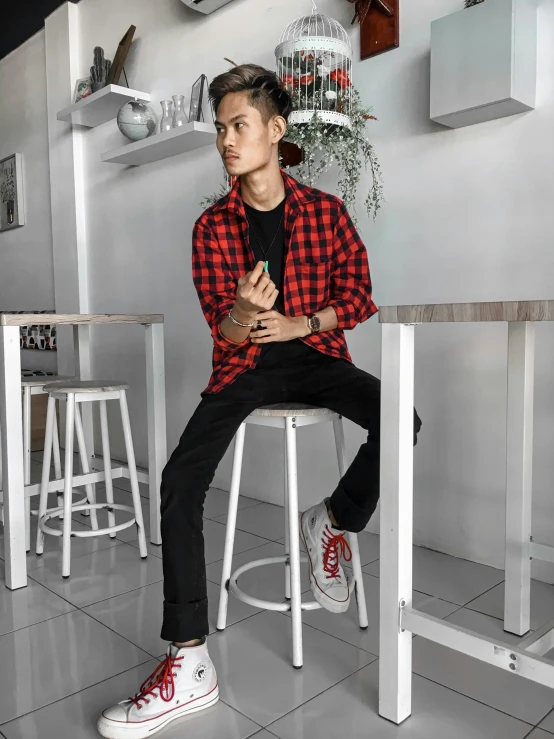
[307,313,321,334]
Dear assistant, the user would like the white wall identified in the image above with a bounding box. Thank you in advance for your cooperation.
[0,31,55,312]
[4,0,554,578]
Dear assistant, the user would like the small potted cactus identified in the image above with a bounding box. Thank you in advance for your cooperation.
[90,46,112,93]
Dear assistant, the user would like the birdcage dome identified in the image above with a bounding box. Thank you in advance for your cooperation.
[275,5,353,129]
[278,13,352,56]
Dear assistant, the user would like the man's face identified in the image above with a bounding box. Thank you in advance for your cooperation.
[215,91,279,177]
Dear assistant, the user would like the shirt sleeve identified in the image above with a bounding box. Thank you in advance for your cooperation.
[327,202,378,330]
[192,217,250,350]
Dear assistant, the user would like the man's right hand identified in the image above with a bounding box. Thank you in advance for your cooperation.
[234,261,279,320]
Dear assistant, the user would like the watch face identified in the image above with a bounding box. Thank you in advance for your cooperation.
[311,316,321,332]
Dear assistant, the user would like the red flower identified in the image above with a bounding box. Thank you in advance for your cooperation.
[330,69,352,90]
[282,74,297,89]
[299,74,315,86]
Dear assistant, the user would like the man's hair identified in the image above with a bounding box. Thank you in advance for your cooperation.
[209,64,293,123]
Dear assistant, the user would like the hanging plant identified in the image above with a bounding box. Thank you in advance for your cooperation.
[464,0,486,6]
[282,87,383,221]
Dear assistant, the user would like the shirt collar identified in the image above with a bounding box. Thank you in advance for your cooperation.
[212,169,316,218]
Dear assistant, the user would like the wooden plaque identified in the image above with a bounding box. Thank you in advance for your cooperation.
[360,0,399,60]
[107,25,136,86]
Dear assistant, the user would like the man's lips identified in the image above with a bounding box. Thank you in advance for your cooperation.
[224,154,239,160]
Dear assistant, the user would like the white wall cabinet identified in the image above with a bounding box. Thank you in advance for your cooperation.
[430,0,537,129]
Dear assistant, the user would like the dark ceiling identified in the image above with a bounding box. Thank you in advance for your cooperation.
[1,1,79,61]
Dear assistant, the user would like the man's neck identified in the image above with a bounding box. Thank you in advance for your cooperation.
[240,164,286,212]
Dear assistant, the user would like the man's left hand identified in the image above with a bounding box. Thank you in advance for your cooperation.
[250,311,308,343]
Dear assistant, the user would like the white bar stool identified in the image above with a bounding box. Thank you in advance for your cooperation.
[0,375,71,551]
[217,403,369,669]
[36,380,147,578]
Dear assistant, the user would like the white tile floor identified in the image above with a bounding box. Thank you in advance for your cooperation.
[1,457,553,738]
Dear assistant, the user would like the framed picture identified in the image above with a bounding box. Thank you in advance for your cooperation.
[74,76,92,103]
[0,154,25,232]
[189,74,208,122]
[106,25,136,85]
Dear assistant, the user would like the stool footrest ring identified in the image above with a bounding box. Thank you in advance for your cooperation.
[31,490,89,516]
[38,503,139,538]
[229,554,322,612]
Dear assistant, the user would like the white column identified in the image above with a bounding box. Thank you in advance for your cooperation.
[0,326,26,589]
[504,322,535,636]
[379,323,415,724]
[45,3,91,431]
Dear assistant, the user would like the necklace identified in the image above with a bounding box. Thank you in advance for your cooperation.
[246,209,284,273]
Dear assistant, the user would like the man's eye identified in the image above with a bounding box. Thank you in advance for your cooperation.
[236,122,244,129]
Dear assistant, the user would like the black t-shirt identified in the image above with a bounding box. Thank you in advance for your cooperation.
[244,198,318,366]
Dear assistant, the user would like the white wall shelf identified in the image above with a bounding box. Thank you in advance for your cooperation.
[57,85,151,128]
[101,121,217,166]
[430,0,537,129]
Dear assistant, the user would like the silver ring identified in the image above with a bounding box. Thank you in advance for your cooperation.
[257,320,265,330]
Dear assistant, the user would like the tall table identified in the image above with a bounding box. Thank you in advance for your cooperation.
[378,300,554,724]
[0,313,167,590]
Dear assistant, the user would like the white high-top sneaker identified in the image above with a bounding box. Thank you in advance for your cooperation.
[97,639,219,739]
[300,500,352,614]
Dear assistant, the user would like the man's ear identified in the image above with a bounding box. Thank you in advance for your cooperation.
[272,115,287,144]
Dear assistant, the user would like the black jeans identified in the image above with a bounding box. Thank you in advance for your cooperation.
[160,344,422,642]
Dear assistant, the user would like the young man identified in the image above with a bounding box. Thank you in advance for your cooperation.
[98,64,421,738]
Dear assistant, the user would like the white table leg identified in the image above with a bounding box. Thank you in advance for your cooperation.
[73,325,94,516]
[504,322,535,636]
[0,326,26,589]
[145,323,167,545]
[379,323,415,724]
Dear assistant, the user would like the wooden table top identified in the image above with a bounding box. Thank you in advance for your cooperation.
[0,313,164,327]
[379,301,554,324]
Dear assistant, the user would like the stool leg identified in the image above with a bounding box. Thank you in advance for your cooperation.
[61,394,76,578]
[333,417,369,629]
[23,387,32,552]
[286,417,303,669]
[74,403,99,530]
[99,400,116,538]
[217,422,247,631]
[52,407,63,519]
[283,427,291,600]
[118,390,148,558]
[36,396,57,555]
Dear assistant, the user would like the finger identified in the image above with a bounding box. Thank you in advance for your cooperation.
[255,310,279,320]
[260,281,276,300]
[249,261,266,284]
[251,331,278,343]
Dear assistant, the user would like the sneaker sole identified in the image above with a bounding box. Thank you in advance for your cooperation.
[97,687,219,739]
[300,512,351,614]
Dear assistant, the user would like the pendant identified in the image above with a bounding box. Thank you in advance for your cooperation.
[263,261,269,273]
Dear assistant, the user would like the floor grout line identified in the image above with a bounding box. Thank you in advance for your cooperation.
[0,654,155,730]
[462,579,507,610]
[272,609,379,657]
[263,661,372,731]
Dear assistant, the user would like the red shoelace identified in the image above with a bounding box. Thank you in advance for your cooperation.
[129,653,184,708]
[322,525,352,580]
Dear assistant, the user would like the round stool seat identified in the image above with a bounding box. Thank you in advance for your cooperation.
[46,380,129,394]
[251,403,335,418]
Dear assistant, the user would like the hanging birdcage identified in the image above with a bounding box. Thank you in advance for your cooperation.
[275,1,353,129]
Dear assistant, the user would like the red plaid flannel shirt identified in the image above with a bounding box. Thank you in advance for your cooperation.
[192,170,378,394]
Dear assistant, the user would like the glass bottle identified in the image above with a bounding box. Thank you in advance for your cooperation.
[172,94,188,128]
[160,100,173,133]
